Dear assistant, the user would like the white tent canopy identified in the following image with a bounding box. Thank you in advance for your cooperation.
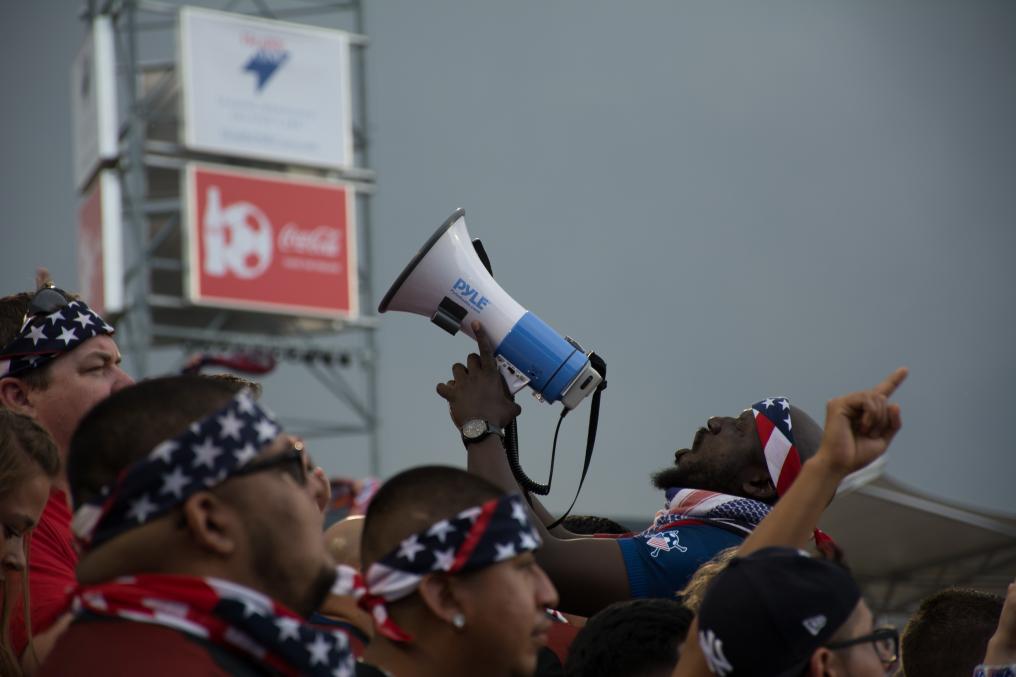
[821,460,1016,617]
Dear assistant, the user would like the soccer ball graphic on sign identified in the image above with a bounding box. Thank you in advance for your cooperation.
[202,186,273,279]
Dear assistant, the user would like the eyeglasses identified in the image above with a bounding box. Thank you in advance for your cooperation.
[230,446,308,487]
[825,626,898,664]
[27,285,72,317]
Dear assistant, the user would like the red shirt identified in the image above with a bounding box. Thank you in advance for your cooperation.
[39,615,266,676]
[6,488,77,657]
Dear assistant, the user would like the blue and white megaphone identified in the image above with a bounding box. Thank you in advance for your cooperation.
[379,208,603,410]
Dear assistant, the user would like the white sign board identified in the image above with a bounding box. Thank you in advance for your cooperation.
[78,170,124,318]
[71,16,118,191]
[179,7,354,170]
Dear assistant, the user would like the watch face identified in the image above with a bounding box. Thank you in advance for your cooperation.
[462,419,487,439]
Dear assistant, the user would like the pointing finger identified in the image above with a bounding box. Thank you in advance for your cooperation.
[873,367,908,398]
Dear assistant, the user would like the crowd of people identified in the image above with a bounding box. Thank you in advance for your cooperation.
[0,278,1013,676]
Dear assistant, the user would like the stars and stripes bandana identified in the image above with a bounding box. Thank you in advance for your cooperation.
[72,389,280,549]
[751,397,800,496]
[331,493,542,643]
[752,396,840,557]
[73,574,355,677]
[0,298,114,377]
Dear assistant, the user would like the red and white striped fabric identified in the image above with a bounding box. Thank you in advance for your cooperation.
[751,397,801,497]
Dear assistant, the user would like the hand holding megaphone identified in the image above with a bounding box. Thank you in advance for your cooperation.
[379,208,602,410]
[436,321,522,429]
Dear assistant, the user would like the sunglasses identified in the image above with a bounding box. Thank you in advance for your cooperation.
[825,625,898,664]
[230,446,308,487]
[27,285,72,318]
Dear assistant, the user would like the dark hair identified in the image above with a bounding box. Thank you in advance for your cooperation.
[0,410,60,676]
[561,515,629,536]
[67,375,243,507]
[565,598,693,677]
[0,411,60,488]
[901,588,1004,677]
[361,465,504,569]
[0,293,50,391]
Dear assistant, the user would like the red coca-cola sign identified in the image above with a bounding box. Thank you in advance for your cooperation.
[185,164,358,317]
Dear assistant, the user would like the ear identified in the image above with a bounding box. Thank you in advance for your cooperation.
[807,647,837,677]
[0,377,36,418]
[740,467,777,502]
[416,573,464,627]
[180,491,241,557]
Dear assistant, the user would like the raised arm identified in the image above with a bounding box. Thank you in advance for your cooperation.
[674,367,908,677]
[738,367,907,556]
[436,323,631,616]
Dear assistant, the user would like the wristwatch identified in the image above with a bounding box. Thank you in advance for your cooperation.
[460,419,504,445]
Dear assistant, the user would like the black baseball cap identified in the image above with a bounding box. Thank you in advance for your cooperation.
[697,547,861,676]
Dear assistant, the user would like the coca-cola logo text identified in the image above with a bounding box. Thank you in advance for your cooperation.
[278,224,342,257]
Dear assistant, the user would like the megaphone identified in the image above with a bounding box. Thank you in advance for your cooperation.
[379,208,602,410]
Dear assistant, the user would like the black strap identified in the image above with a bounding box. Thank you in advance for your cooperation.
[504,353,607,528]
[546,352,606,530]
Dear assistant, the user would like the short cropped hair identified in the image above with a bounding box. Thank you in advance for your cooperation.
[67,375,244,507]
[901,587,1004,677]
[565,598,693,677]
[561,514,629,536]
[200,373,264,399]
[361,465,505,569]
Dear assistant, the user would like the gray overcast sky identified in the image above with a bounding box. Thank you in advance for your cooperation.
[1,1,1014,522]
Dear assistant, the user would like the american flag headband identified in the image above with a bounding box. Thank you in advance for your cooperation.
[72,389,281,550]
[333,493,542,643]
[0,297,114,377]
[751,397,800,497]
[751,397,841,557]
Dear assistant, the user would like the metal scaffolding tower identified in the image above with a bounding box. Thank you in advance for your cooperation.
[81,0,380,474]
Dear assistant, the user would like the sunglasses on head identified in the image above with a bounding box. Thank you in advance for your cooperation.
[26,285,72,318]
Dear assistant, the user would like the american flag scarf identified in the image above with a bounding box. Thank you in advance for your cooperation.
[332,493,542,643]
[651,488,771,537]
[73,574,355,676]
[72,389,280,550]
[0,297,113,376]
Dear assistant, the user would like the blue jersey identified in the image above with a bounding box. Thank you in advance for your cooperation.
[617,523,743,598]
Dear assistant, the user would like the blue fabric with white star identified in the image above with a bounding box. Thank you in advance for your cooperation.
[72,389,279,549]
[368,493,542,600]
[333,493,544,643]
[371,489,540,589]
[0,299,113,376]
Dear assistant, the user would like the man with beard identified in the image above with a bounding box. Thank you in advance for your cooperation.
[436,323,832,617]
[38,376,354,676]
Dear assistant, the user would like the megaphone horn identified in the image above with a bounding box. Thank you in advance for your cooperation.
[379,208,602,410]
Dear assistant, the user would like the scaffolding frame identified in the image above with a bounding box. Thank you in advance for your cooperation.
[81,0,380,472]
